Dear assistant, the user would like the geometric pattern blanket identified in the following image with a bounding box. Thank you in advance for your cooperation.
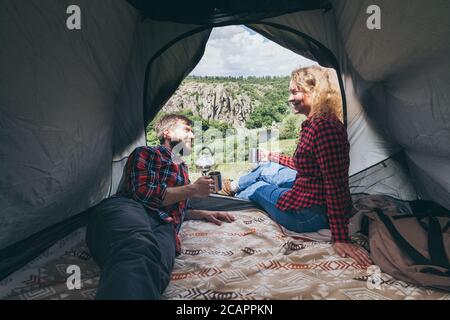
[1,195,449,300]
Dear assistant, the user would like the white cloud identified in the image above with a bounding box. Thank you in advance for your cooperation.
[190,25,317,77]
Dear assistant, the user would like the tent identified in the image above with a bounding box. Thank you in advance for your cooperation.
[1,0,449,283]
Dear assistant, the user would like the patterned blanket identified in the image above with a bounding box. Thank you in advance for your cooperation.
[1,195,449,300]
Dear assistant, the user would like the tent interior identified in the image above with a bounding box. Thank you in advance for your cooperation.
[1,0,449,299]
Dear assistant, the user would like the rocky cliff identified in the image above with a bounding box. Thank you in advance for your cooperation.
[162,80,270,128]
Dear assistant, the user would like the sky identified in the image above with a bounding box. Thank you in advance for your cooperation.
[190,26,317,77]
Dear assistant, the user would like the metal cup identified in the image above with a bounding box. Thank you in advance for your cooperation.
[250,148,259,163]
[208,171,222,194]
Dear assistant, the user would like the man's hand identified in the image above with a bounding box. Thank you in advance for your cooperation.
[333,242,372,267]
[186,210,235,225]
[162,176,212,206]
[189,176,214,198]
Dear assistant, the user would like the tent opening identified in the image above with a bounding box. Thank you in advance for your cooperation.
[145,25,326,183]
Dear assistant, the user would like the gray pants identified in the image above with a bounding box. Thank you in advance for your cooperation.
[86,196,176,299]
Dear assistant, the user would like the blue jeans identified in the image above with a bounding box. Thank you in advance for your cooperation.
[237,163,329,233]
[236,162,297,200]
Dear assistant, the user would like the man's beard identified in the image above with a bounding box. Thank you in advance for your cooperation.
[170,139,192,156]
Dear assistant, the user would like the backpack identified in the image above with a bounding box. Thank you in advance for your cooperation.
[364,200,450,291]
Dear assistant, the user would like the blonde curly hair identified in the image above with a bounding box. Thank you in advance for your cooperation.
[291,65,343,123]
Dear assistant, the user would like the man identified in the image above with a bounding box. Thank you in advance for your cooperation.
[86,114,235,299]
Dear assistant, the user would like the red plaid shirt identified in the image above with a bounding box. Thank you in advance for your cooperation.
[270,113,352,243]
[116,146,190,253]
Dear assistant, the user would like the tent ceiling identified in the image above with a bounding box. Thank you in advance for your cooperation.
[127,0,331,24]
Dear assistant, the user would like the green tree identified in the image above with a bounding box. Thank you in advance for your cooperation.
[279,114,304,140]
[146,130,159,146]
[246,104,279,129]
[208,119,236,135]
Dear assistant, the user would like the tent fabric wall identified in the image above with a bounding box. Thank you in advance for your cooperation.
[112,19,211,160]
[0,0,139,250]
[141,27,211,127]
[332,0,450,208]
[127,0,332,25]
[349,153,417,200]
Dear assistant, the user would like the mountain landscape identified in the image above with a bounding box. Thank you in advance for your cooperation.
[161,76,291,129]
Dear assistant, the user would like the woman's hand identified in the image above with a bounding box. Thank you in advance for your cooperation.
[259,148,280,163]
[258,149,271,162]
[333,242,372,267]
[186,210,235,225]
[258,148,269,162]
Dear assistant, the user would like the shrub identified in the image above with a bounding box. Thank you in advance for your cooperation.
[279,114,303,140]
[208,119,236,135]
[146,130,159,146]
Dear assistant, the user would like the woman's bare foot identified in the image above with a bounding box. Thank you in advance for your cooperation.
[219,178,236,196]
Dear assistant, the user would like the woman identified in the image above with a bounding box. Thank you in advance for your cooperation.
[223,66,371,267]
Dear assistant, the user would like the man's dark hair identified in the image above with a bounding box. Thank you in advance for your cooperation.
[154,114,193,144]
